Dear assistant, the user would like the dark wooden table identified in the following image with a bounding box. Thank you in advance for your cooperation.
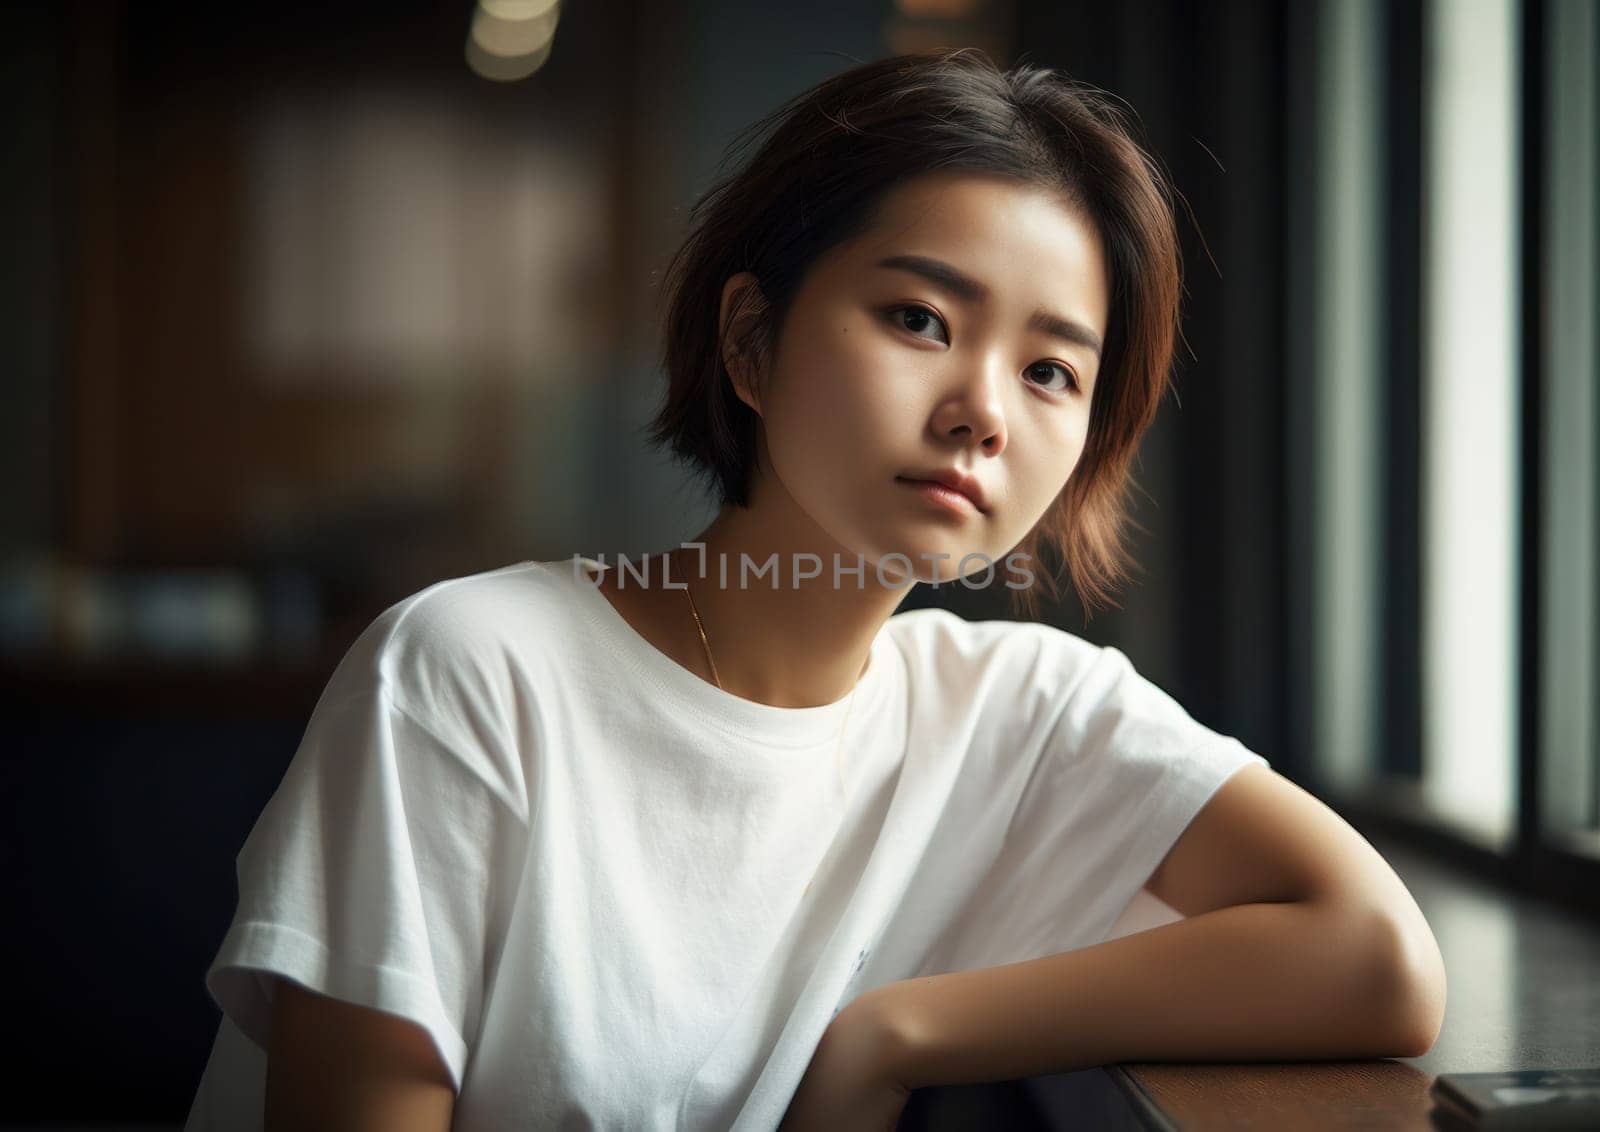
[901,832,1600,1130]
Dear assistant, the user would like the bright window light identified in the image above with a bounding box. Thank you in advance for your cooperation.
[1313,0,1384,796]
[1420,0,1521,847]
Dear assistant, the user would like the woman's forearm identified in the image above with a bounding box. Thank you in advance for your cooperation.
[875,899,1443,1091]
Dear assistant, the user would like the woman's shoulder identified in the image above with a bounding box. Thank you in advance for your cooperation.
[881,607,1117,742]
[883,605,1103,681]
[886,603,1097,652]
[323,559,576,723]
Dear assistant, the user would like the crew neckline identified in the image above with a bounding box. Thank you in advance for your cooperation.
[540,555,894,749]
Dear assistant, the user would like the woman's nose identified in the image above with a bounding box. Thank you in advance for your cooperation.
[932,365,1008,454]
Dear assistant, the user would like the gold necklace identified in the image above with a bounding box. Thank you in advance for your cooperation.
[676,551,866,893]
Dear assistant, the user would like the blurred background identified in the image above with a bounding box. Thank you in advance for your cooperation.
[2,0,1596,1125]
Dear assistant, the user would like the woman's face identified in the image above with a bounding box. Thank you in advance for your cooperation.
[730,170,1110,585]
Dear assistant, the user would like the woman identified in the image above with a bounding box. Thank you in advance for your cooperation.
[186,48,1445,1132]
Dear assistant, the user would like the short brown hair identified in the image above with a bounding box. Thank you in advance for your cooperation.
[647,48,1183,622]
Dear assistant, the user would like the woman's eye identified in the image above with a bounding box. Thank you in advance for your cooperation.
[888,304,948,343]
[1025,361,1080,395]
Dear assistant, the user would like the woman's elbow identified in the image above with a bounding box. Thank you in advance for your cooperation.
[1372,911,1448,1058]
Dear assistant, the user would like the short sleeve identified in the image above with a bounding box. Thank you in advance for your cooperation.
[927,642,1269,972]
[203,654,531,1092]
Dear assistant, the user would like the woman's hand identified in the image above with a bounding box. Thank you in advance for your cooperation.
[778,987,916,1132]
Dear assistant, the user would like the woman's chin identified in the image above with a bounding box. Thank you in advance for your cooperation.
[857,542,1001,587]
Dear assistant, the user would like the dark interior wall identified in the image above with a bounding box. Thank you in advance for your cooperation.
[0,2,60,555]
[6,712,305,1119]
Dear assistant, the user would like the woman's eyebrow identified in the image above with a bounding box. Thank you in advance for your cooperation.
[875,253,1103,361]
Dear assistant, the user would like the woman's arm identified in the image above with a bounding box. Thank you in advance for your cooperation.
[868,765,1448,1089]
[264,978,456,1132]
[870,894,1439,1092]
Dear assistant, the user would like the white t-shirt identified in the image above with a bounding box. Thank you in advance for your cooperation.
[185,556,1268,1130]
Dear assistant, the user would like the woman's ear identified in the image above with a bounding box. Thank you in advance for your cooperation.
[718,271,770,415]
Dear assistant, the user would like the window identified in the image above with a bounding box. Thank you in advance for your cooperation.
[1299,0,1600,912]
[1419,0,1521,848]
[1539,0,1599,858]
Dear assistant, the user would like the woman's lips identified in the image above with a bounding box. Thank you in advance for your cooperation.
[896,476,982,517]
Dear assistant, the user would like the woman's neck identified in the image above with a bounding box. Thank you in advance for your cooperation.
[596,503,913,709]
